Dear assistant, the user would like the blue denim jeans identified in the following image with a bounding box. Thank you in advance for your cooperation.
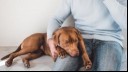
[52,39,123,71]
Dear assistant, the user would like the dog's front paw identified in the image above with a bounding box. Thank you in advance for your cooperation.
[84,61,92,70]
[58,51,67,59]
[57,48,67,59]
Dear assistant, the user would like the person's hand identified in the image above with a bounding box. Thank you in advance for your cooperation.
[47,38,58,61]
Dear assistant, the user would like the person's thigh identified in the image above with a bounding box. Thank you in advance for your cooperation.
[91,40,123,71]
[52,55,82,71]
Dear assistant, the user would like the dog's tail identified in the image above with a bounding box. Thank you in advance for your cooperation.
[1,44,21,60]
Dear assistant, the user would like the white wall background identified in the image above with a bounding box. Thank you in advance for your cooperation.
[0,0,127,48]
[0,0,60,46]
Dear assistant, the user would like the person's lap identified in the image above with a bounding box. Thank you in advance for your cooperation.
[91,40,123,71]
[52,39,123,71]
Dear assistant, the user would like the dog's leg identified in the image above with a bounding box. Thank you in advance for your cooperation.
[79,40,92,70]
[5,48,35,67]
[77,33,92,70]
[22,51,43,68]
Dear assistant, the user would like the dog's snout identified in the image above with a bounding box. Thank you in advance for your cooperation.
[70,51,79,57]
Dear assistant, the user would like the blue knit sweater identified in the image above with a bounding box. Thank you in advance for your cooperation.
[47,0,127,47]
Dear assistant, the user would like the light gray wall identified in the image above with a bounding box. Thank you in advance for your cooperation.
[0,0,60,46]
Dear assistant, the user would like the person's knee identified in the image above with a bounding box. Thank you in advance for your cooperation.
[52,55,82,71]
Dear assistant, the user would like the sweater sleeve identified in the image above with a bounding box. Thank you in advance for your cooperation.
[103,0,127,29]
[47,0,71,40]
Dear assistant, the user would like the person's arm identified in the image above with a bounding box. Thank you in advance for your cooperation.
[47,0,71,40]
[47,0,71,58]
[103,0,127,29]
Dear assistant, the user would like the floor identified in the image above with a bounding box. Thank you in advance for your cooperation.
[0,46,127,71]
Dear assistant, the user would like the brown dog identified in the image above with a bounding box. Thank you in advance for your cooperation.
[1,27,92,70]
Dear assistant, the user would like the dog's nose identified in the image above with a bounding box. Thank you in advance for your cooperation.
[71,51,79,57]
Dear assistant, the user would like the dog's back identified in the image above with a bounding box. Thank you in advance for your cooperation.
[21,33,47,49]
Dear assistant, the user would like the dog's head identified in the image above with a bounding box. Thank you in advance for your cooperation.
[53,27,82,57]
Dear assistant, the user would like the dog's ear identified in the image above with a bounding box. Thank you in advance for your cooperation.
[73,28,87,53]
[73,28,83,41]
[73,28,92,69]
[52,29,62,46]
